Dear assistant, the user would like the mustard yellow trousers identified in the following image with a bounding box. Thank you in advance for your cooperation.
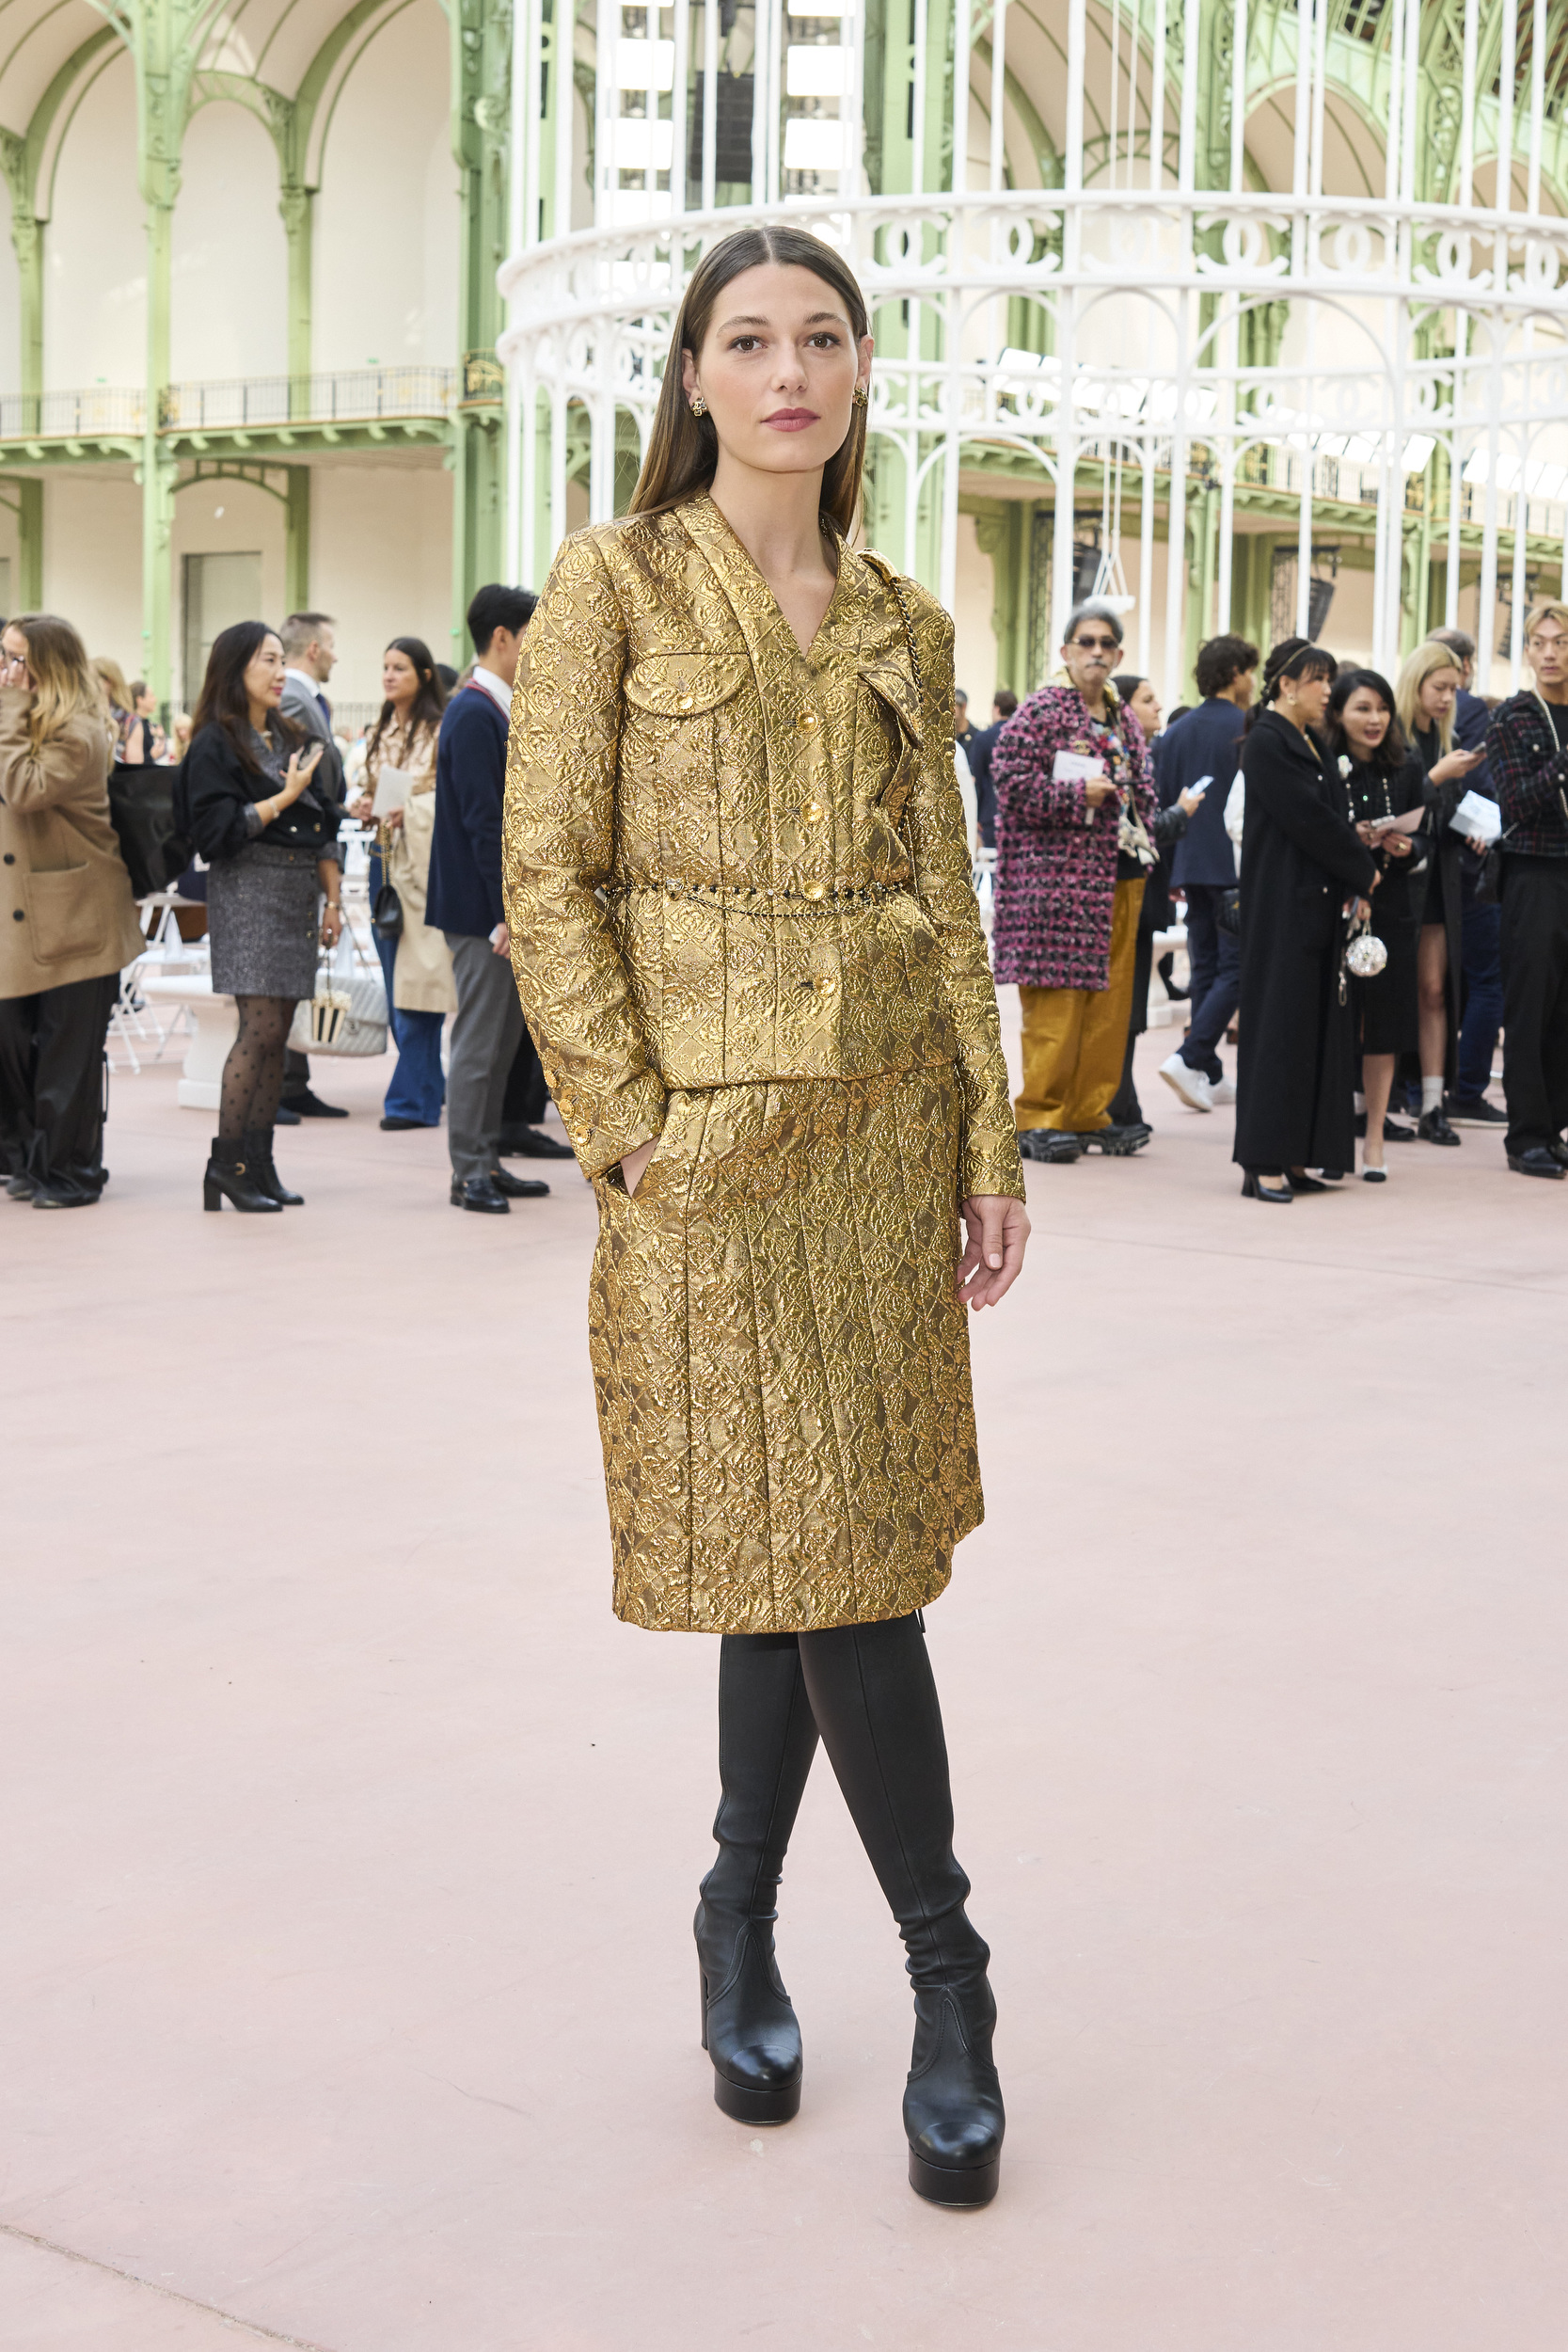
[1015,878,1147,1133]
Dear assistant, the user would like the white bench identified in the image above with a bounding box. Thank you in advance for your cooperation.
[137,975,237,1111]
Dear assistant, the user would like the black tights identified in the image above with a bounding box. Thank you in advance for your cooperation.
[705,1614,987,2000]
[218,995,295,1141]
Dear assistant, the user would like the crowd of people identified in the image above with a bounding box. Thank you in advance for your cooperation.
[3,573,1565,1210]
[982,601,1566,1191]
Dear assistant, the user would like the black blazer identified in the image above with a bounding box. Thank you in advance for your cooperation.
[427,682,509,937]
[179,721,339,864]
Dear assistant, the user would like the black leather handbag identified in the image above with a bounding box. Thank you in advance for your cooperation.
[372,879,404,940]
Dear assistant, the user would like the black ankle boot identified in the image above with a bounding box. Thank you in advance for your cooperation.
[203,1136,283,1213]
[246,1127,304,1205]
[797,1613,1005,2206]
[695,1632,819,2124]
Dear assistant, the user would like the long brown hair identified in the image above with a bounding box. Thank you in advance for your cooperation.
[626,226,870,538]
[366,636,446,771]
[9,614,114,766]
[191,621,301,773]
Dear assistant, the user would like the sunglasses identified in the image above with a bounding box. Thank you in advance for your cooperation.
[1071,634,1118,652]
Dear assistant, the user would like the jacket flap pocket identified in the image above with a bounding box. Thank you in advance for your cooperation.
[24,862,106,965]
[860,662,924,747]
[624,655,748,717]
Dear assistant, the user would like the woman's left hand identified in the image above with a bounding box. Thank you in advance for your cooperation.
[1386,834,1413,858]
[321,903,343,947]
[957,1195,1030,1311]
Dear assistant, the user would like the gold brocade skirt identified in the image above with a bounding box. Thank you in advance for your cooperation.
[589,1063,983,1634]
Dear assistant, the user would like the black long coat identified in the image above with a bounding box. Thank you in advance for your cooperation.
[1233,708,1377,1172]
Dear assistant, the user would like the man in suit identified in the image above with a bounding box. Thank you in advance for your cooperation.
[426,584,551,1215]
[1427,625,1506,1126]
[1155,632,1258,1114]
[965,689,1018,848]
[277,612,348,1121]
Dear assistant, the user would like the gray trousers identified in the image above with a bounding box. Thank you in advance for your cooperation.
[444,931,526,1183]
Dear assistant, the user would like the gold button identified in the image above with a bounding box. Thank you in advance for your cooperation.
[797,710,819,732]
[813,973,837,996]
[803,801,824,824]
[803,880,826,901]
[678,693,694,711]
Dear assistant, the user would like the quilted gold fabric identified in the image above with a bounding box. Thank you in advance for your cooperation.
[503,493,1023,1633]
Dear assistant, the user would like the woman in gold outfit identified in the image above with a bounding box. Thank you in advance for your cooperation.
[502,226,1029,2206]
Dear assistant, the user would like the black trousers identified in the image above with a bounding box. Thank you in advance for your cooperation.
[1500,856,1568,1155]
[499,1020,548,1134]
[0,971,119,1186]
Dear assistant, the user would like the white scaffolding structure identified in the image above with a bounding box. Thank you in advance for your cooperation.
[499,0,1568,694]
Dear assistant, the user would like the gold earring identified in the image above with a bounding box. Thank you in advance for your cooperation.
[689,393,707,418]
[852,384,868,409]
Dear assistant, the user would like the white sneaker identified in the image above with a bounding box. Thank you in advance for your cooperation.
[1210,1076,1236,1106]
[1159,1052,1213,1112]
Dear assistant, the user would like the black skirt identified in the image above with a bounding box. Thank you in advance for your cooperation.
[1354,897,1419,1055]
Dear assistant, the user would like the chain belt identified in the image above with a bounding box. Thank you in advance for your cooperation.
[601,876,911,914]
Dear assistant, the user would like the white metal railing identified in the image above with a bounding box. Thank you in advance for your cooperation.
[499,0,1568,698]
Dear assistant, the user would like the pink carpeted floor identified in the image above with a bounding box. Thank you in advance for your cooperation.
[3,1010,1564,2351]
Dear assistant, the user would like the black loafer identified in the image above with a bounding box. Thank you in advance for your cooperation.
[1507,1146,1565,1179]
[289,1089,349,1120]
[6,1171,35,1200]
[274,1104,301,1125]
[489,1165,549,1199]
[497,1126,576,1158]
[1417,1108,1461,1146]
[380,1115,435,1132]
[1287,1170,1336,1193]
[451,1175,510,1212]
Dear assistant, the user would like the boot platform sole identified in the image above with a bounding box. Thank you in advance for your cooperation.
[711,2068,802,2125]
[908,2147,1000,2206]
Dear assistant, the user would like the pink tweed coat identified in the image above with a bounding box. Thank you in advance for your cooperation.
[990,684,1156,992]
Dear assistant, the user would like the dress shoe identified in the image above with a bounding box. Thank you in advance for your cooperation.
[1506,1147,1564,1179]
[1240,1169,1292,1203]
[285,1089,348,1119]
[1355,1112,1417,1141]
[1083,1121,1152,1155]
[497,1124,576,1158]
[451,1174,510,1212]
[1158,1052,1212,1111]
[1362,1166,1388,1183]
[1445,1092,1507,1127]
[379,1114,435,1132]
[1287,1169,1337,1193]
[489,1165,549,1199]
[6,1170,35,1200]
[1017,1128,1082,1163]
[32,1174,100,1209]
[274,1104,301,1125]
[1418,1106,1460,1146]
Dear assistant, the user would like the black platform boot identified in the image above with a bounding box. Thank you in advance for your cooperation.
[246,1128,304,1206]
[202,1136,283,1213]
[798,1613,1005,2207]
[695,1631,819,2124]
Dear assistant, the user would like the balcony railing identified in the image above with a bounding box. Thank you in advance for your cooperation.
[161,366,456,431]
[0,388,145,438]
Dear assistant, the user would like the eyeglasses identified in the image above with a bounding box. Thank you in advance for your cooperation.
[1071,634,1118,652]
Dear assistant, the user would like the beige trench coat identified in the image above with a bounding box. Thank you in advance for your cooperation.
[369,719,456,1017]
[0,691,142,999]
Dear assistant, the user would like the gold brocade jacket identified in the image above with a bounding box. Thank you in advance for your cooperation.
[501,493,1022,1201]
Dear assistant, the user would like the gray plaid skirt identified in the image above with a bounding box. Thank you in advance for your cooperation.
[207,843,320,998]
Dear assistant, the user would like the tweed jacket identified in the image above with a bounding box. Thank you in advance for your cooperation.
[1486,690,1568,859]
[501,493,1022,1200]
[0,691,142,999]
[990,680,1157,991]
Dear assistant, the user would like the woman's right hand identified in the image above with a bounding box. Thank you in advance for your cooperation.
[279,742,324,807]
